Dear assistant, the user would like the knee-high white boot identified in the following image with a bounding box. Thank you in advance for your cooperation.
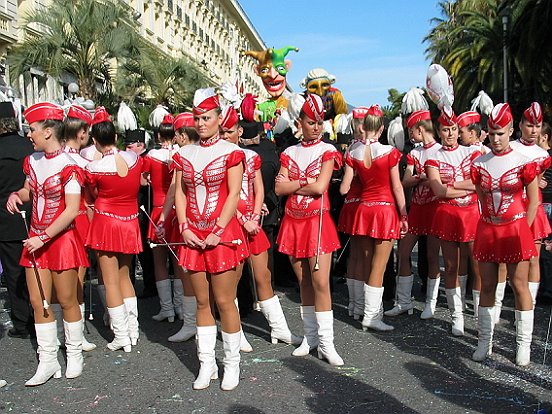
[316,311,344,366]
[515,310,534,366]
[445,287,464,336]
[64,320,84,379]
[353,280,365,320]
[97,284,110,327]
[421,277,440,320]
[192,325,218,390]
[259,295,302,345]
[172,278,185,321]
[458,274,468,310]
[472,306,494,361]
[221,331,241,391]
[168,296,197,342]
[152,279,175,322]
[234,298,252,352]
[494,281,506,325]
[124,296,139,346]
[528,282,539,308]
[385,275,414,316]
[25,322,62,386]
[346,278,355,317]
[362,285,394,331]
[292,305,319,356]
[472,290,481,319]
[50,303,64,348]
[106,304,131,352]
[79,303,96,352]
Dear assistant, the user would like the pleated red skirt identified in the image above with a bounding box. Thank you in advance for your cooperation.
[430,202,479,242]
[86,214,142,254]
[247,228,271,255]
[408,202,437,236]
[351,203,400,240]
[337,200,360,234]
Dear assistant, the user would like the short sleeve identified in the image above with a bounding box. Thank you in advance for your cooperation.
[84,169,97,187]
[322,149,343,170]
[172,152,184,171]
[406,153,415,166]
[252,153,262,171]
[522,161,538,185]
[279,152,291,170]
[469,149,482,162]
[60,164,85,187]
[388,148,402,168]
[541,155,551,172]
[142,155,152,173]
[344,152,354,168]
[227,150,246,168]
[470,164,481,185]
[425,159,439,170]
[64,179,82,194]
[23,155,31,176]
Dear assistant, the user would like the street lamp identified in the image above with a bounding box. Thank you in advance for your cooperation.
[498,2,510,102]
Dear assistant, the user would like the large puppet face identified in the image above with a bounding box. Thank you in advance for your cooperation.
[307,78,331,97]
[256,60,291,99]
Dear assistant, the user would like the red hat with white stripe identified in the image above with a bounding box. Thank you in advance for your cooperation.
[367,104,384,118]
[488,103,513,129]
[437,108,458,126]
[193,88,220,115]
[221,106,239,130]
[352,106,370,119]
[66,104,93,125]
[161,114,175,125]
[406,110,431,129]
[174,112,194,130]
[24,102,64,124]
[457,111,481,128]
[91,106,112,126]
[523,102,543,124]
[302,94,325,122]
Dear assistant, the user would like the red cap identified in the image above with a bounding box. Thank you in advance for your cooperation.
[488,103,513,130]
[523,102,543,124]
[457,111,480,128]
[66,105,93,125]
[406,110,431,129]
[302,94,325,122]
[174,112,194,130]
[24,102,64,124]
[221,106,239,130]
[352,106,370,119]
[367,104,384,118]
[161,114,175,125]
[241,93,258,122]
[192,88,220,115]
[91,106,111,126]
[437,108,458,126]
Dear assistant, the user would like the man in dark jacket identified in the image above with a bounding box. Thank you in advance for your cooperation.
[0,102,34,338]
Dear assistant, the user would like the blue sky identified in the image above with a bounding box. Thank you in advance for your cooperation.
[238,1,442,108]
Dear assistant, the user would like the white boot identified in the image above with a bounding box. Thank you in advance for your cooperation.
[64,320,84,379]
[385,275,414,316]
[472,306,494,362]
[79,303,96,352]
[421,277,440,320]
[25,322,62,386]
[292,306,319,356]
[106,304,131,353]
[221,331,241,391]
[97,284,110,327]
[346,278,355,317]
[192,325,218,390]
[168,296,197,342]
[353,280,365,320]
[445,287,464,336]
[472,290,480,319]
[459,274,468,310]
[362,285,394,331]
[528,282,539,308]
[124,296,139,346]
[152,279,175,322]
[515,310,534,366]
[316,311,344,366]
[172,278,185,321]
[234,298,252,352]
[50,303,64,347]
[259,295,302,345]
[494,282,506,325]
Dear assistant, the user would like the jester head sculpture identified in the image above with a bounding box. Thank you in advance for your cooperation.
[244,46,299,100]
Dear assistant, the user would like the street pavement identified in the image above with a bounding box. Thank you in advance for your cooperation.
[0,276,551,414]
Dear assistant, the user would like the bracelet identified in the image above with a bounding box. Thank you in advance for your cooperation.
[179,222,189,233]
[237,214,247,226]
[211,224,225,237]
[10,191,19,198]
[251,213,261,224]
[38,233,51,244]
[400,215,408,222]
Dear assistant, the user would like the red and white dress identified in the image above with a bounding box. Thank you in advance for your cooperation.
[276,139,342,258]
[347,139,402,239]
[65,146,90,245]
[510,138,552,239]
[406,141,442,235]
[425,145,481,242]
[471,148,538,262]
[172,137,248,273]
[337,138,363,234]
[143,145,179,243]
[85,149,143,254]
[238,147,270,255]
[20,150,89,271]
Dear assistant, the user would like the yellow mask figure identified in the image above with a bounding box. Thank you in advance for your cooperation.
[307,79,331,97]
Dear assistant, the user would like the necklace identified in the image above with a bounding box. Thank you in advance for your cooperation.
[200,135,220,147]
[44,148,64,159]
[301,138,321,147]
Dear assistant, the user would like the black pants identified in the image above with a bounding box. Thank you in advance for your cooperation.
[132,215,156,295]
[0,240,33,333]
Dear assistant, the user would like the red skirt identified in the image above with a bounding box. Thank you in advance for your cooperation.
[247,227,271,255]
[531,204,551,240]
[430,202,479,242]
[337,200,360,234]
[74,211,90,246]
[178,217,248,273]
[86,214,142,254]
[147,206,182,243]
[20,228,89,271]
[351,202,400,240]
[277,212,340,259]
[473,219,537,263]
[408,202,437,236]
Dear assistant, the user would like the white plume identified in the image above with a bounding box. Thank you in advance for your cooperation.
[335,113,353,135]
[470,90,494,116]
[401,87,429,115]
[426,64,454,112]
[149,104,169,128]
[387,116,405,152]
[219,81,241,109]
[117,102,137,132]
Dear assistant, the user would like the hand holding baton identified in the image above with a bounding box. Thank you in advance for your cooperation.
[139,205,179,261]
[314,196,324,271]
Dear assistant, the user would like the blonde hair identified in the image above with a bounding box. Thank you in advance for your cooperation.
[362,114,383,133]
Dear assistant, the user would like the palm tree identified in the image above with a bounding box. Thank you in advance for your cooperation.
[9,0,145,101]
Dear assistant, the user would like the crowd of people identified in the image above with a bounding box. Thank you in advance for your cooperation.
[0,82,550,391]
